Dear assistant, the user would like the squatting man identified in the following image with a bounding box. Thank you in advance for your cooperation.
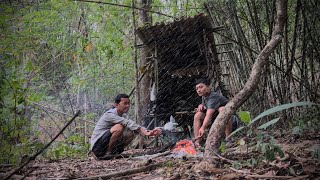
[193,78,240,147]
[90,94,161,160]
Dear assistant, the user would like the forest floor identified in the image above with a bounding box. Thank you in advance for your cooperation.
[1,130,320,180]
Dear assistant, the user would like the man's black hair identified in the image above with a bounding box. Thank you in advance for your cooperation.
[196,78,211,86]
[114,94,129,104]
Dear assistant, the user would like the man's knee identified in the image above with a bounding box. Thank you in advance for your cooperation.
[194,112,204,122]
[110,124,124,134]
[218,106,225,112]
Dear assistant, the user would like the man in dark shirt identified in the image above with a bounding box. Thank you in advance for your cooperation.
[193,78,239,147]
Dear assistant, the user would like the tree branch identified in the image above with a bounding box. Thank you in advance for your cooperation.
[76,161,164,180]
[71,0,174,18]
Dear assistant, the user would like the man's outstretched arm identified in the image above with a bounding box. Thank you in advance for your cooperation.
[138,127,162,136]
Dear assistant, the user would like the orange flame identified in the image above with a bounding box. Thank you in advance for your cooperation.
[172,139,197,155]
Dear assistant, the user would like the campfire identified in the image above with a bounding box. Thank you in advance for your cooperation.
[156,126,199,158]
[172,139,197,155]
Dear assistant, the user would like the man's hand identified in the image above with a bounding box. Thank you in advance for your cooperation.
[195,104,205,112]
[198,126,205,138]
[149,128,162,136]
[139,127,162,136]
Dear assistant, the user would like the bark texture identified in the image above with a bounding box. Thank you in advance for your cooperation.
[137,0,152,124]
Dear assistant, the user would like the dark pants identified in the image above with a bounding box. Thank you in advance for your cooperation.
[92,130,125,158]
[211,111,240,132]
[231,115,240,131]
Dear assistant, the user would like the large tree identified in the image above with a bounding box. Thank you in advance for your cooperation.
[204,0,288,158]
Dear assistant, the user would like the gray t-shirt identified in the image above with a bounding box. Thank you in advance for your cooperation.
[90,108,141,150]
[202,91,228,111]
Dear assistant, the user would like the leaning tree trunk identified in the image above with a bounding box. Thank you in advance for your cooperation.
[204,0,288,158]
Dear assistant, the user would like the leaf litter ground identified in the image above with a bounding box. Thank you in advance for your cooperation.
[1,130,319,179]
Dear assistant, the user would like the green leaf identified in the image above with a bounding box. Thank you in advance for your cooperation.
[219,141,226,152]
[238,111,251,124]
[258,118,280,130]
[250,102,319,125]
[292,126,301,135]
[227,126,244,139]
[232,161,241,169]
[265,148,275,161]
[228,102,319,138]
[261,143,267,154]
[274,146,284,158]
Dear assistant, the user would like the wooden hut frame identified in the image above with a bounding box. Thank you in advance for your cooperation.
[136,13,225,129]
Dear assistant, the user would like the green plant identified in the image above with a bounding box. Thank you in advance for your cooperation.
[237,111,251,125]
[228,102,319,162]
[312,148,320,160]
[219,141,226,153]
[291,108,320,135]
[229,101,320,138]
[231,161,241,169]
[256,134,284,161]
[164,160,174,167]
[44,134,89,160]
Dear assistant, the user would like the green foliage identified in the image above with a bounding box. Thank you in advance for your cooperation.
[164,160,174,167]
[290,108,320,135]
[258,118,280,130]
[219,141,226,153]
[237,111,251,124]
[227,102,318,163]
[231,161,241,169]
[256,134,284,161]
[250,102,319,125]
[0,138,44,164]
[229,101,320,138]
[1,0,140,163]
[231,156,261,169]
[44,134,89,160]
[312,148,320,160]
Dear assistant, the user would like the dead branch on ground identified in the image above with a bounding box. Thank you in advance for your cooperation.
[76,161,164,180]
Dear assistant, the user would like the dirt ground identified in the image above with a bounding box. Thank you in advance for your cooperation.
[1,130,319,180]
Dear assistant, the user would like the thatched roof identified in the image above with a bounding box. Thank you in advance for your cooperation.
[136,13,220,72]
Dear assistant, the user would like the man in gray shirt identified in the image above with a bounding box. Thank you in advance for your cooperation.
[90,94,161,160]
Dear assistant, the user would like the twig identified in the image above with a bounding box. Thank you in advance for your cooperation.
[229,167,253,175]
[72,0,174,18]
[0,164,13,168]
[76,161,164,180]
[4,110,81,180]
[31,101,94,124]
[0,173,32,180]
[213,152,234,164]
[246,175,294,179]
[289,175,309,180]
[132,150,171,160]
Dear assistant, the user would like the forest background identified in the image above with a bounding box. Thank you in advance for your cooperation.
[0,0,319,165]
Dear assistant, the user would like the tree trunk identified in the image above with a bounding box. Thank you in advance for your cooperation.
[137,0,152,124]
[204,0,288,158]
